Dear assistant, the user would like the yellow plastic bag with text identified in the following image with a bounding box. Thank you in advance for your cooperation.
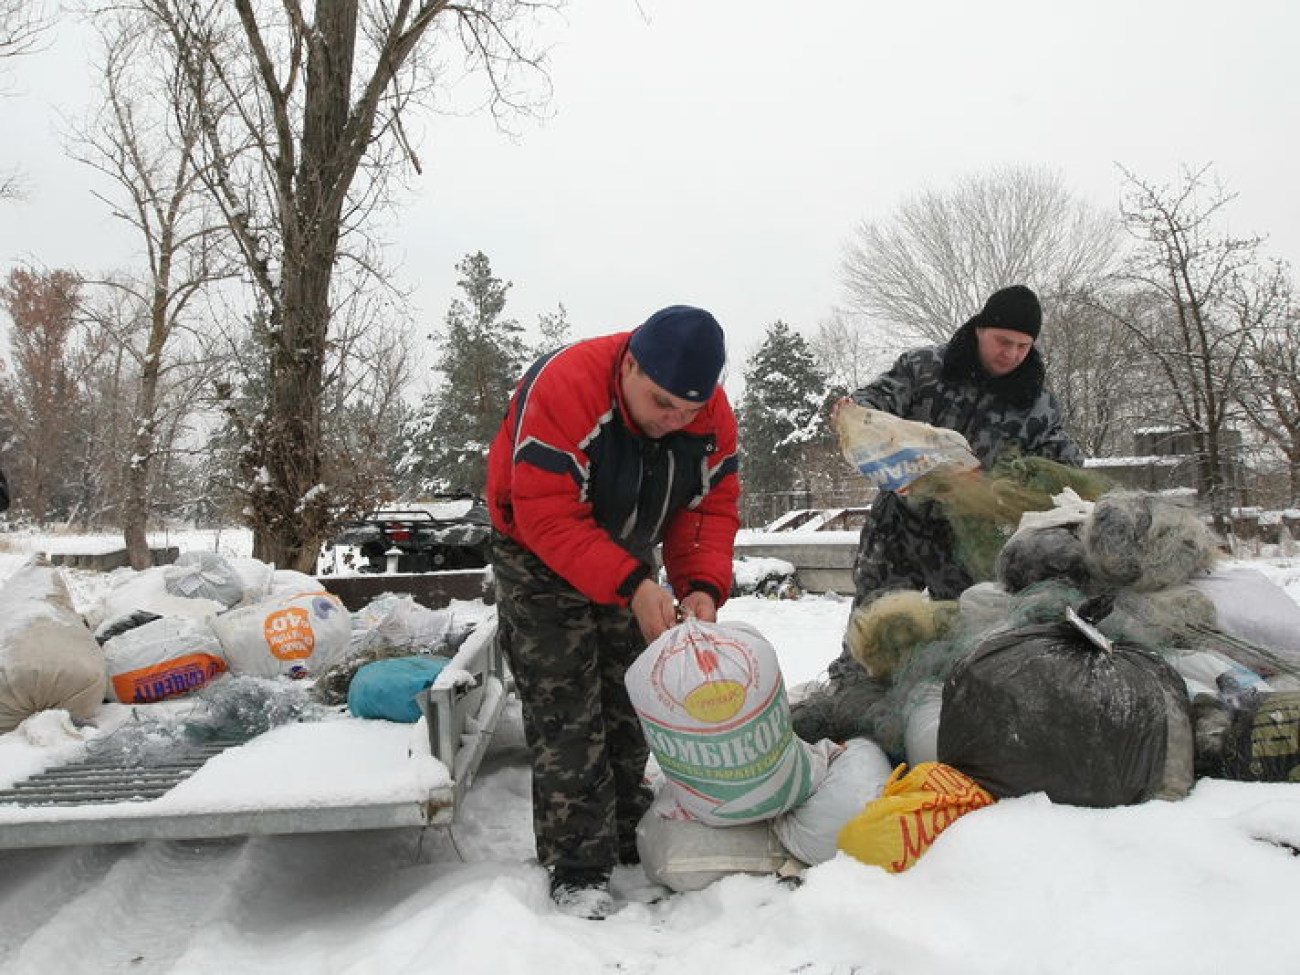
[837,761,995,873]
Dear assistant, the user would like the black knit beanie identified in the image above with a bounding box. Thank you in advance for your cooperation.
[628,305,726,403]
[969,285,1042,339]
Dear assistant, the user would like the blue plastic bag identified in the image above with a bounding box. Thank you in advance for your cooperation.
[347,656,450,723]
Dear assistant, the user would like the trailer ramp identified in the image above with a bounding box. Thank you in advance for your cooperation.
[0,612,507,850]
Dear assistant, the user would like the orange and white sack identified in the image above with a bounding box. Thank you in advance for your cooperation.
[835,401,980,493]
[102,616,227,703]
[837,761,996,873]
[210,591,351,679]
[625,617,831,826]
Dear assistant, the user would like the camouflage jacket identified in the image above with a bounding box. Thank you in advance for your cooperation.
[850,321,1084,470]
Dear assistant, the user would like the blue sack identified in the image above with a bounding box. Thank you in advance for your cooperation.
[347,656,450,723]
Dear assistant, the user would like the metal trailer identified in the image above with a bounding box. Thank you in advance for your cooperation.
[0,571,509,850]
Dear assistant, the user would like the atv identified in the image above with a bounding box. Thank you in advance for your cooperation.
[321,494,492,575]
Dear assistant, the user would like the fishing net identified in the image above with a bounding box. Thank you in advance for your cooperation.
[906,455,1112,583]
[1081,490,1219,592]
[844,590,960,680]
[792,581,1089,755]
[87,675,321,766]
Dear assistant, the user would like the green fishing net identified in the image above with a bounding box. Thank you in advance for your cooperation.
[906,455,1113,583]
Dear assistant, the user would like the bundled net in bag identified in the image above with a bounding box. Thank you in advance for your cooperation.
[908,456,1112,584]
[938,608,1195,806]
[834,401,1111,585]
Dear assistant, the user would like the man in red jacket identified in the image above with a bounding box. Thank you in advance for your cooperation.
[487,304,740,918]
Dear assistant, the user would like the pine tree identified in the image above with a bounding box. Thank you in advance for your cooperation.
[400,252,526,496]
[738,321,834,527]
[530,302,572,360]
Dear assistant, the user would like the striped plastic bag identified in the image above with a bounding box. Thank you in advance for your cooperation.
[625,617,830,826]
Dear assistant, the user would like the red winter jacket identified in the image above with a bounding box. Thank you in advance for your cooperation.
[487,331,740,607]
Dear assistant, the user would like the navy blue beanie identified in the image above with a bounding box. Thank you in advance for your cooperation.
[628,305,726,403]
[969,284,1042,339]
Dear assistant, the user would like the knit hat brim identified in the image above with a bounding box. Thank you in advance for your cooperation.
[628,305,726,403]
[969,285,1042,339]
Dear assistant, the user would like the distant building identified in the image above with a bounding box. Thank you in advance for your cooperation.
[1084,425,1245,496]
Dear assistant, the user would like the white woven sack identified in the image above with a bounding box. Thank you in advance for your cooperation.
[88,566,225,632]
[636,807,787,893]
[102,616,227,703]
[625,616,829,826]
[211,591,351,679]
[772,738,893,866]
[0,562,107,732]
[164,551,244,608]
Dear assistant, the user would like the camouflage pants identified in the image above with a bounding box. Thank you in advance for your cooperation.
[827,492,973,683]
[491,532,651,873]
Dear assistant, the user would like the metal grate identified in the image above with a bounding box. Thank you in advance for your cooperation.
[0,739,248,807]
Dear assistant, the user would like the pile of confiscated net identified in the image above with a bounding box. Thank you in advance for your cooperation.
[792,489,1300,769]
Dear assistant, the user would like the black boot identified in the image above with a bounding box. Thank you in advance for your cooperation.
[549,866,615,920]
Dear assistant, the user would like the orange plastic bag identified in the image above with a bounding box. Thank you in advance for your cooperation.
[837,761,995,873]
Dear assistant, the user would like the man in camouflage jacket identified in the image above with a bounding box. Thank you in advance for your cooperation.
[828,285,1082,682]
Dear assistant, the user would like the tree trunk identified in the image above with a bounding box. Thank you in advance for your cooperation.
[249,0,355,573]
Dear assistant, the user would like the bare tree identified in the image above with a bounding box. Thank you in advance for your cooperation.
[841,165,1121,344]
[1235,263,1298,503]
[1100,164,1265,528]
[810,308,896,397]
[71,10,235,567]
[131,0,555,572]
[319,264,418,512]
[0,0,48,61]
[1040,287,1152,458]
[1,0,53,200]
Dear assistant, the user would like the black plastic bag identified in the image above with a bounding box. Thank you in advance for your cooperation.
[937,612,1194,807]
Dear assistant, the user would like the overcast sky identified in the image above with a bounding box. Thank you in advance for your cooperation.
[2,0,1297,393]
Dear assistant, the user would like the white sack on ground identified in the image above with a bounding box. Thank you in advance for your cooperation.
[164,551,244,607]
[270,569,327,598]
[635,807,789,893]
[0,561,108,732]
[902,681,945,765]
[625,617,831,826]
[772,737,894,866]
[1190,567,1300,666]
[224,557,274,604]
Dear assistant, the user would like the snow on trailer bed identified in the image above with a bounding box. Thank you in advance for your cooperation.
[0,610,507,850]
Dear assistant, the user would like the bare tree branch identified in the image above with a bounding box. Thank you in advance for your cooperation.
[0,0,51,62]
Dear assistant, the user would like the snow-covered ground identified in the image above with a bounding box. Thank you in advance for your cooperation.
[0,528,1298,975]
